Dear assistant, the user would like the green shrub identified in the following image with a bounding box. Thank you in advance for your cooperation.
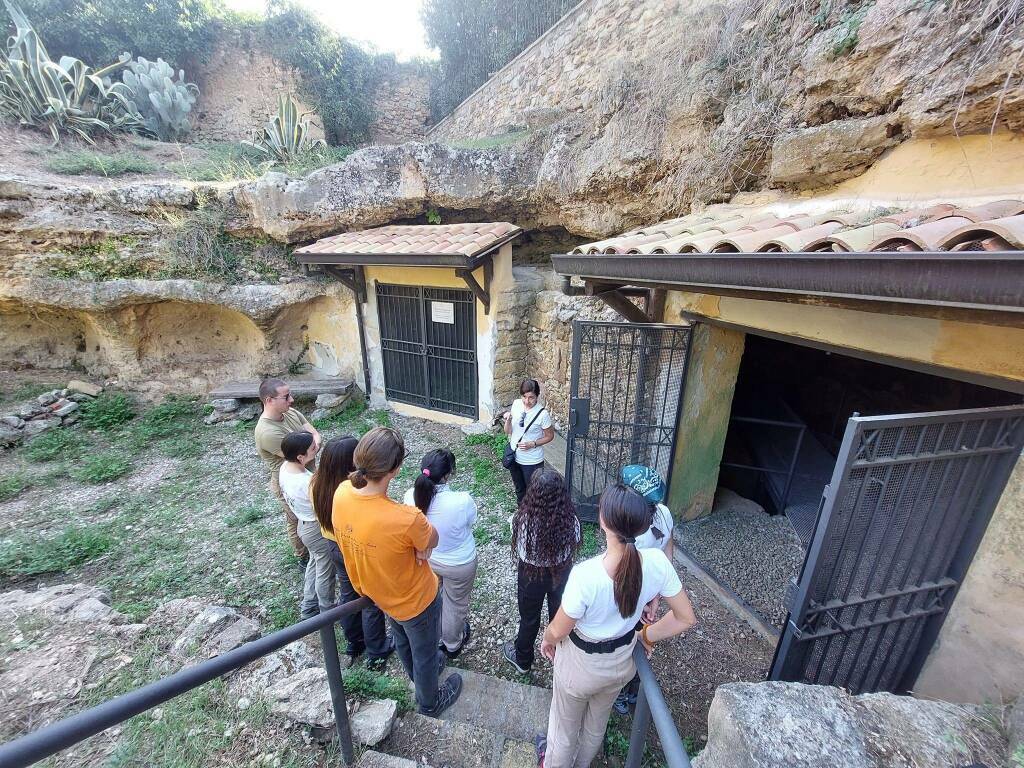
[23,428,83,462]
[72,452,133,484]
[0,2,142,143]
[157,435,202,458]
[0,474,29,502]
[46,150,157,177]
[342,666,412,712]
[122,56,199,141]
[80,393,136,430]
[0,524,114,577]
[131,397,197,444]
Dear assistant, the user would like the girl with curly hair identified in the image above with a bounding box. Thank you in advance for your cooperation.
[502,468,581,674]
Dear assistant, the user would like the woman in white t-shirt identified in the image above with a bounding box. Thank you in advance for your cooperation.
[279,431,335,621]
[538,484,697,768]
[502,378,554,504]
[404,448,478,658]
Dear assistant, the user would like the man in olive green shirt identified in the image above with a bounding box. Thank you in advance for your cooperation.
[254,378,322,562]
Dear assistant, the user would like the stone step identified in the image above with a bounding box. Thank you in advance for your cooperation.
[376,712,535,768]
[207,377,352,400]
[439,668,550,744]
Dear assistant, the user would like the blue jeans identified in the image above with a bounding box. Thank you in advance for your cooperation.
[388,589,444,712]
[328,541,390,658]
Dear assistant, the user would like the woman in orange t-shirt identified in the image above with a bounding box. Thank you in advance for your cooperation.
[331,427,463,717]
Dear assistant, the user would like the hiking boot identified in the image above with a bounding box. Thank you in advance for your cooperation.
[502,641,530,674]
[443,621,472,659]
[612,691,630,715]
[420,673,463,717]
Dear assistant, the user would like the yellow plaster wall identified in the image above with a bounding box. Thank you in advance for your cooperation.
[362,244,513,423]
[665,292,1024,387]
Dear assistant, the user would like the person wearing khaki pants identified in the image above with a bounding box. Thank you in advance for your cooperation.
[404,448,478,656]
[538,485,697,768]
[254,378,321,562]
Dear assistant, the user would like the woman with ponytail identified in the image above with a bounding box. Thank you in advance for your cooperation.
[402,448,478,658]
[332,427,463,717]
[537,484,697,768]
[310,436,392,670]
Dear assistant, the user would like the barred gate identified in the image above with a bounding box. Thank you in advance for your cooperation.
[565,322,692,521]
[770,405,1024,693]
[376,284,478,418]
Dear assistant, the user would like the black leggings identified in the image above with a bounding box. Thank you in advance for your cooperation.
[514,559,571,667]
[509,459,542,504]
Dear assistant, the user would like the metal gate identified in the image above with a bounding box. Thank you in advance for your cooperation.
[376,283,478,418]
[770,405,1024,693]
[565,321,692,521]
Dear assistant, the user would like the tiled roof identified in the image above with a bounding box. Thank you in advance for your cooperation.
[572,200,1024,255]
[295,222,522,258]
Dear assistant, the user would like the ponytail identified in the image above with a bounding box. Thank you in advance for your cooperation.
[412,448,455,514]
[349,467,369,489]
[599,484,650,617]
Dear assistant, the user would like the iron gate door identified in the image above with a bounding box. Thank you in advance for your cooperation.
[770,405,1024,693]
[565,321,692,521]
[376,284,478,418]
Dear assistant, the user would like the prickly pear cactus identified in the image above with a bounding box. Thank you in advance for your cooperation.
[122,57,199,142]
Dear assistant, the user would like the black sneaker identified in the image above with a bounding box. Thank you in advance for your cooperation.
[297,553,310,571]
[502,641,530,674]
[420,673,463,717]
[443,621,472,659]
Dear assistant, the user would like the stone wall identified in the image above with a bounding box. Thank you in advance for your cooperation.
[369,67,432,145]
[493,268,547,411]
[192,43,325,144]
[429,0,683,141]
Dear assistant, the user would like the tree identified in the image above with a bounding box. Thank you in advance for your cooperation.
[421,0,577,121]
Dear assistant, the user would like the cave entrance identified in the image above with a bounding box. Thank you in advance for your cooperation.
[679,334,1023,692]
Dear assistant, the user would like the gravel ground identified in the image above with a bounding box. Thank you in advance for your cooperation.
[677,490,805,629]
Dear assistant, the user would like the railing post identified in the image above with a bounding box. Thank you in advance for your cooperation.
[624,685,651,768]
[320,622,355,765]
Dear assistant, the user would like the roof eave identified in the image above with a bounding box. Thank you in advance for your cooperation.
[551,250,1024,316]
[294,229,523,269]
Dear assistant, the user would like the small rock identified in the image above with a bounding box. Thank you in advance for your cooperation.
[235,403,261,421]
[23,417,60,437]
[237,697,251,710]
[62,413,81,426]
[268,668,334,727]
[170,606,241,658]
[151,708,164,721]
[351,699,398,747]
[67,392,95,403]
[205,617,261,657]
[0,424,23,448]
[314,392,349,409]
[460,422,491,436]
[67,380,103,397]
[37,392,58,406]
[358,751,418,768]
[54,401,79,417]
[1,415,25,429]
[210,398,241,413]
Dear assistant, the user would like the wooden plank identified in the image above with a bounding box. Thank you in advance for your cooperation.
[208,378,353,400]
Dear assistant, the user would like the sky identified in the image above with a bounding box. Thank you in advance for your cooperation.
[221,0,437,61]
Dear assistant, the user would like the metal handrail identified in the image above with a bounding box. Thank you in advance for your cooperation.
[0,597,372,768]
[625,646,692,768]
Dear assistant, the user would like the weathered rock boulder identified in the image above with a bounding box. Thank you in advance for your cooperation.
[169,604,261,660]
[693,682,1007,768]
[351,699,399,747]
[268,667,335,728]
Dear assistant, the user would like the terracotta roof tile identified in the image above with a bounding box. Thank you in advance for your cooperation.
[295,222,522,259]
[573,199,1024,256]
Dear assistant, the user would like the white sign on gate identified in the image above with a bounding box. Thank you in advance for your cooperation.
[431,301,455,324]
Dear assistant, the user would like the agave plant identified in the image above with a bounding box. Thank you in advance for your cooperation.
[243,94,326,162]
[122,56,199,142]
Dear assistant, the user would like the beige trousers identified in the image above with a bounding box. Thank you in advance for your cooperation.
[431,556,479,651]
[269,471,307,559]
[545,635,637,768]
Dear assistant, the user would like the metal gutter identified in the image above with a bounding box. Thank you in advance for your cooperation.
[551,251,1024,314]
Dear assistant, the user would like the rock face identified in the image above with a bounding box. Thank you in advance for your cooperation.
[693,681,1007,768]
[268,667,336,728]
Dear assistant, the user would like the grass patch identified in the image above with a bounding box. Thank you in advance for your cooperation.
[278,145,353,176]
[0,381,56,406]
[465,431,507,459]
[0,474,29,502]
[128,397,198,446]
[46,149,158,177]
[343,666,413,712]
[22,428,84,462]
[169,141,269,182]
[0,524,115,578]
[580,522,601,559]
[224,501,266,528]
[80,393,136,431]
[50,237,148,281]
[451,129,530,150]
[157,435,202,458]
[71,452,133,484]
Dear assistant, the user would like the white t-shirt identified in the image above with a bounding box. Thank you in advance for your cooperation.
[561,548,683,641]
[509,399,552,466]
[403,484,478,567]
[635,503,674,552]
[278,466,316,522]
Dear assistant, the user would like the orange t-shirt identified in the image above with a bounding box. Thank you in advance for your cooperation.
[331,480,438,621]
